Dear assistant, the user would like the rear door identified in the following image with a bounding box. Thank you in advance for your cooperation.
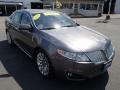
[8,11,22,44]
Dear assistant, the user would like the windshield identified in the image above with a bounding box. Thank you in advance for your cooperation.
[32,12,79,30]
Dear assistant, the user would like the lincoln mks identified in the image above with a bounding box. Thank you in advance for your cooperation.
[5,9,115,80]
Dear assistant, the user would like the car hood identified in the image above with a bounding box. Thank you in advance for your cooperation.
[41,25,110,52]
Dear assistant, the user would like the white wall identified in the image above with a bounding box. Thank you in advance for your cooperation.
[115,0,120,13]
[55,9,74,15]
[78,10,98,16]
[54,8,98,16]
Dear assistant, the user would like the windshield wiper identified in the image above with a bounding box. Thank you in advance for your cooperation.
[63,25,74,27]
[63,24,80,28]
[40,27,56,30]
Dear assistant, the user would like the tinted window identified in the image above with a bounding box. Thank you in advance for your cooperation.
[57,3,73,9]
[21,13,31,25]
[12,12,22,24]
[69,3,73,9]
[74,4,78,8]
[86,4,98,10]
[80,4,86,10]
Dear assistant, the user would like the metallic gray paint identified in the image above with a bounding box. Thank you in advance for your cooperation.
[41,25,110,52]
[5,9,115,79]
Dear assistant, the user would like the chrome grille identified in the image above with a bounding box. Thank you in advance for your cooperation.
[86,51,107,62]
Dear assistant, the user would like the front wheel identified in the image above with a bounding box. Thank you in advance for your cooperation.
[36,50,54,78]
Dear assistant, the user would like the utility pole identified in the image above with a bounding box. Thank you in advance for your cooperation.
[106,0,112,20]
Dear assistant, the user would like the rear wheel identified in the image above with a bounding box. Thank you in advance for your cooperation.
[36,50,54,78]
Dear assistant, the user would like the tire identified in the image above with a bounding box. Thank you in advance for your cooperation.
[6,32,13,45]
[35,50,54,78]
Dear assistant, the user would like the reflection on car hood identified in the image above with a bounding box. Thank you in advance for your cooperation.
[41,25,110,52]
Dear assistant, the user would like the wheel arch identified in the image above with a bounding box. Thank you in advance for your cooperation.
[33,46,50,61]
[33,46,55,77]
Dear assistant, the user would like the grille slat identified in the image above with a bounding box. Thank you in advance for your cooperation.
[86,51,107,62]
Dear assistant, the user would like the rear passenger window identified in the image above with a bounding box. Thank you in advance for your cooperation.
[12,12,22,24]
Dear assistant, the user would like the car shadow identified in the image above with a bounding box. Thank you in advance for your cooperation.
[0,40,109,90]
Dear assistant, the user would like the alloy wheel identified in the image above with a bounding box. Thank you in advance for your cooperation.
[36,52,50,76]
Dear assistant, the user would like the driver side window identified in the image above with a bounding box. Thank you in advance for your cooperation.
[21,13,31,25]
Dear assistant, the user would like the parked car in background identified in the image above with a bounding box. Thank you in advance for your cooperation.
[5,9,115,80]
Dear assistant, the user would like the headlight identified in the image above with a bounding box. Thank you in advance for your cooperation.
[106,43,114,59]
[57,49,90,62]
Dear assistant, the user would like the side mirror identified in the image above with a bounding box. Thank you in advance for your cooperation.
[19,24,32,31]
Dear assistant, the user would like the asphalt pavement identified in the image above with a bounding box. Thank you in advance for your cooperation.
[0,16,120,90]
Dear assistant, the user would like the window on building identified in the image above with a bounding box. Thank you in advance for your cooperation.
[98,4,102,11]
[74,4,78,9]
[69,3,73,9]
[86,4,98,10]
[80,4,86,10]
[61,3,68,9]
[44,4,52,9]
[55,3,73,9]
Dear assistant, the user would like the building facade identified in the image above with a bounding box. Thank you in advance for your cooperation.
[1,0,119,17]
[0,0,43,16]
[43,0,104,17]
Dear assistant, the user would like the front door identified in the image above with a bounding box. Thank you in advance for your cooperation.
[18,13,35,55]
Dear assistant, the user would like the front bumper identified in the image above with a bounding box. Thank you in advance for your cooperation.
[50,48,115,80]
[64,51,115,80]
[65,60,111,80]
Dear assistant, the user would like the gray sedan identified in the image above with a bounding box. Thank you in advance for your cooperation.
[5,9,115,80]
